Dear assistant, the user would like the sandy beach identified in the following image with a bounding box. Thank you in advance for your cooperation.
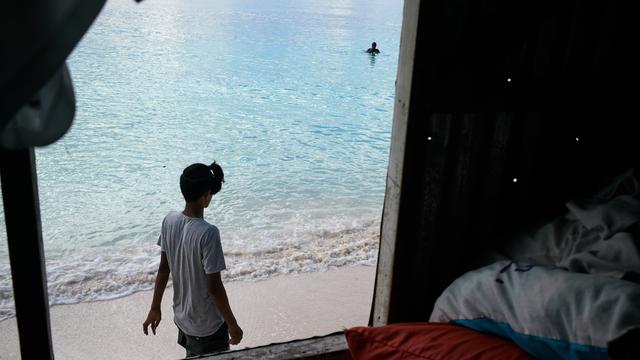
[0,265,375,359]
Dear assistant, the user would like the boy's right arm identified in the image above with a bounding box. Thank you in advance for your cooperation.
[143,251,170,335]
[207,272,243,345]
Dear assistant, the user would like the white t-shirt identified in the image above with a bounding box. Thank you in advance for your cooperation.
[158,211,226,336]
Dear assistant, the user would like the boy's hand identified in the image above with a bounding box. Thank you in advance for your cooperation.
[143,309,162,335]
[228,324,243,345]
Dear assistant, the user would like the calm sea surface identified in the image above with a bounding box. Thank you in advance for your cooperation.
[0,0,402,319]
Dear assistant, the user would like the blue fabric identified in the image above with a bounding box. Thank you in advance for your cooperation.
[453,318,610,360]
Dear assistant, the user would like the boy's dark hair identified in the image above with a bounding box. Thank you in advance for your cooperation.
[180,162,225,202]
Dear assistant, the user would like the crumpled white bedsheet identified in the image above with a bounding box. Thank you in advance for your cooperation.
[502,168,640,279]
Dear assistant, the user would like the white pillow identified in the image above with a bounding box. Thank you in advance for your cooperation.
[430,260,640,360]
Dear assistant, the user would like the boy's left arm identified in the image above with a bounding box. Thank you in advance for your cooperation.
[208,272,243,345]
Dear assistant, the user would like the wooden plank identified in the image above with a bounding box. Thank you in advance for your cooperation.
[197,332,348,360]
[0,147,54,359]
[371,0,421,327]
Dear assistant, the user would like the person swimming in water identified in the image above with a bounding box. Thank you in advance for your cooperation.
[366,42,380,54]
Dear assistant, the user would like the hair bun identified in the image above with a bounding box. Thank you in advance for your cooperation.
[209,161,225,183]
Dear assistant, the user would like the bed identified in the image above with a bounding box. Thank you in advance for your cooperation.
[345,170,640,360]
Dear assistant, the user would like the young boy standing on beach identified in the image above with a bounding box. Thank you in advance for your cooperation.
[143,162,243,356]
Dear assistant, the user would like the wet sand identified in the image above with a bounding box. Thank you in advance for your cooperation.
[0,265,375,359]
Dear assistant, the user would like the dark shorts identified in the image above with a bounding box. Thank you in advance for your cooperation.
[178,322,229,357]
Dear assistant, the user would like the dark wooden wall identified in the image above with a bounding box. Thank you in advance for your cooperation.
[377,0,638,324]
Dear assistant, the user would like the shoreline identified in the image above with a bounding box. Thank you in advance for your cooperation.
[0,216,380,322]
[0,265,375,359]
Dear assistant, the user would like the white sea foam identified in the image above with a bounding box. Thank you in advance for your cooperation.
[0,217,379,321]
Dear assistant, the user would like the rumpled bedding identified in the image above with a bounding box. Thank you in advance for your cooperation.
[502,168,640,279]
[430,169,640,360]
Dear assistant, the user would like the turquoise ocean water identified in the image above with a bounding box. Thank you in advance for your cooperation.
[0,0,402,320]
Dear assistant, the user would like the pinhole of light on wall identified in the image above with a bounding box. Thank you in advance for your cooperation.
[512,178,518,183]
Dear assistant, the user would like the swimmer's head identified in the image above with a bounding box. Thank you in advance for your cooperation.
[371,42,377,49]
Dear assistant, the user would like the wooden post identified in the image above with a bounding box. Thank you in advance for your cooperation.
[0,147,54,359]
[371,0,421,326]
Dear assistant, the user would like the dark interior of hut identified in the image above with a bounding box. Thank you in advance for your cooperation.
[376,0,637,324]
